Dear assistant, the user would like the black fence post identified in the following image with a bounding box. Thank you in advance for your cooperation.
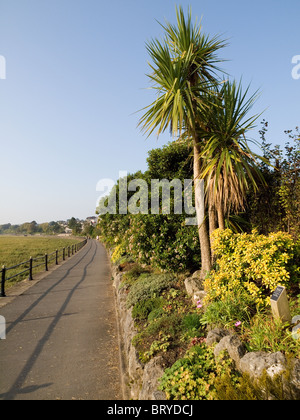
[45,254,48,272]
[68,246,70,258]
[29,257,33,281]
[55,250,58,265]
[1,266,6,297]
[63,248,65,261]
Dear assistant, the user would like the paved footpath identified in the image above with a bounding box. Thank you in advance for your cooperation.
[0,240,123,400]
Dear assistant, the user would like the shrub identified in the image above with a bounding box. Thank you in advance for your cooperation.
[201,291,254,329]
[132,297,165,321]
[205,229,299,307]
[120,264,152,289]
[111,243,126,263]
[214,363,298,400]
[159,344,232,400]
[132,312,183,363]
[182,314,202,334]
[148,307,165,322]
[126,273,176,308]
[125,214,201,272]
[242,312,300,356]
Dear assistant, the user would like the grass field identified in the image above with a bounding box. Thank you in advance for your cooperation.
[0,236,84,289]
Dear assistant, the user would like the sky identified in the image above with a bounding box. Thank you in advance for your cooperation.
[0,0,299,225]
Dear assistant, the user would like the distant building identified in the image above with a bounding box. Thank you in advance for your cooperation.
[86,216,98,225]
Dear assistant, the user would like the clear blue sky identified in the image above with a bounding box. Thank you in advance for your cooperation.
[0,0,299,224]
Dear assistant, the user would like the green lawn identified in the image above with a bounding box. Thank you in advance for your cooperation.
[0,236,83,288]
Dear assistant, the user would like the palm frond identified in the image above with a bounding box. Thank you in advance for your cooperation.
[197,79,266,213]
[138,5,227,139]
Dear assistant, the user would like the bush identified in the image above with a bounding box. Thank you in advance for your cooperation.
[182,314,202,334]
[111,243,126,263]
[201,292,254,329]
[120,264,152,289]
[205,229,299,307]
[132,297,165,321]
[159,344,232,400]
[125,214,201,272]
[126,273,176,308]
[148,307,165,321]
[214,364,298,400]
[132,312,184,363]
[242,312,300,356]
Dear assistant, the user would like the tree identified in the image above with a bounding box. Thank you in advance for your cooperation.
[68,217,82,235]
[48,221,64,234]
[196,80,266,245]
[139,6,227,277]
[244,122,300,239]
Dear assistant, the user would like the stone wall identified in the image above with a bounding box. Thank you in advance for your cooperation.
[111,263,166,400]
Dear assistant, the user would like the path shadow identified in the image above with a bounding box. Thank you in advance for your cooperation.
[1,241,98,400]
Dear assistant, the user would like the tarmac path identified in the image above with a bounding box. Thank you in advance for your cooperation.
[0,240,123,400]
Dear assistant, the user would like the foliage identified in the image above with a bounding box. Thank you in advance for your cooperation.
[205,229,299,307]
[201,291,254,329]
[111,243,126,263]
[242,312,300,356]
[197,79,265,228]
[132,297,165,321]
[120,264,152,289]
[247,122,300,239]
[68,217,83,235]
[142,333,172,362]
[130,276,204,364]
[138,5,227,139]
[132,311,184,363]
[159,344,233,400]
[278,128,300,239]
[147,140,193,180]
[182,313,202,332]
[0,221,65,235]
[214,362,298,400]
[125,214,201,272]
[97,141,201,273]
[126,273,176,308]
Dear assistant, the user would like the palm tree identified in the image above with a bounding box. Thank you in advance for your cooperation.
[139,6,227,277]
[197,79,266,245]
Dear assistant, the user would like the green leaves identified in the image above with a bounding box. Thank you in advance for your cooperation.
[138,5,227,138]
[197,79,266,213]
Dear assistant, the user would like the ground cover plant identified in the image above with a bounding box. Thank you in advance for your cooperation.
[123,265,206,367]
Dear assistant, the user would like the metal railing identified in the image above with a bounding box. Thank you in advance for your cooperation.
[0,238,88,297]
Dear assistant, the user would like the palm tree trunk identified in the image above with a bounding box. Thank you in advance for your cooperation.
[208,202,217,262]
[217,202,225,230]
[193,138,212,277]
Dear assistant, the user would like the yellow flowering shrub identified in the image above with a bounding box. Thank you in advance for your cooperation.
[204,229,299,307]
[111,243,126,263]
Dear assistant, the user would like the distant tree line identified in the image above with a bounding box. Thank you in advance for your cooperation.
[68,217,101,238]
[0,220,65,235]
[0,217,101,238]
